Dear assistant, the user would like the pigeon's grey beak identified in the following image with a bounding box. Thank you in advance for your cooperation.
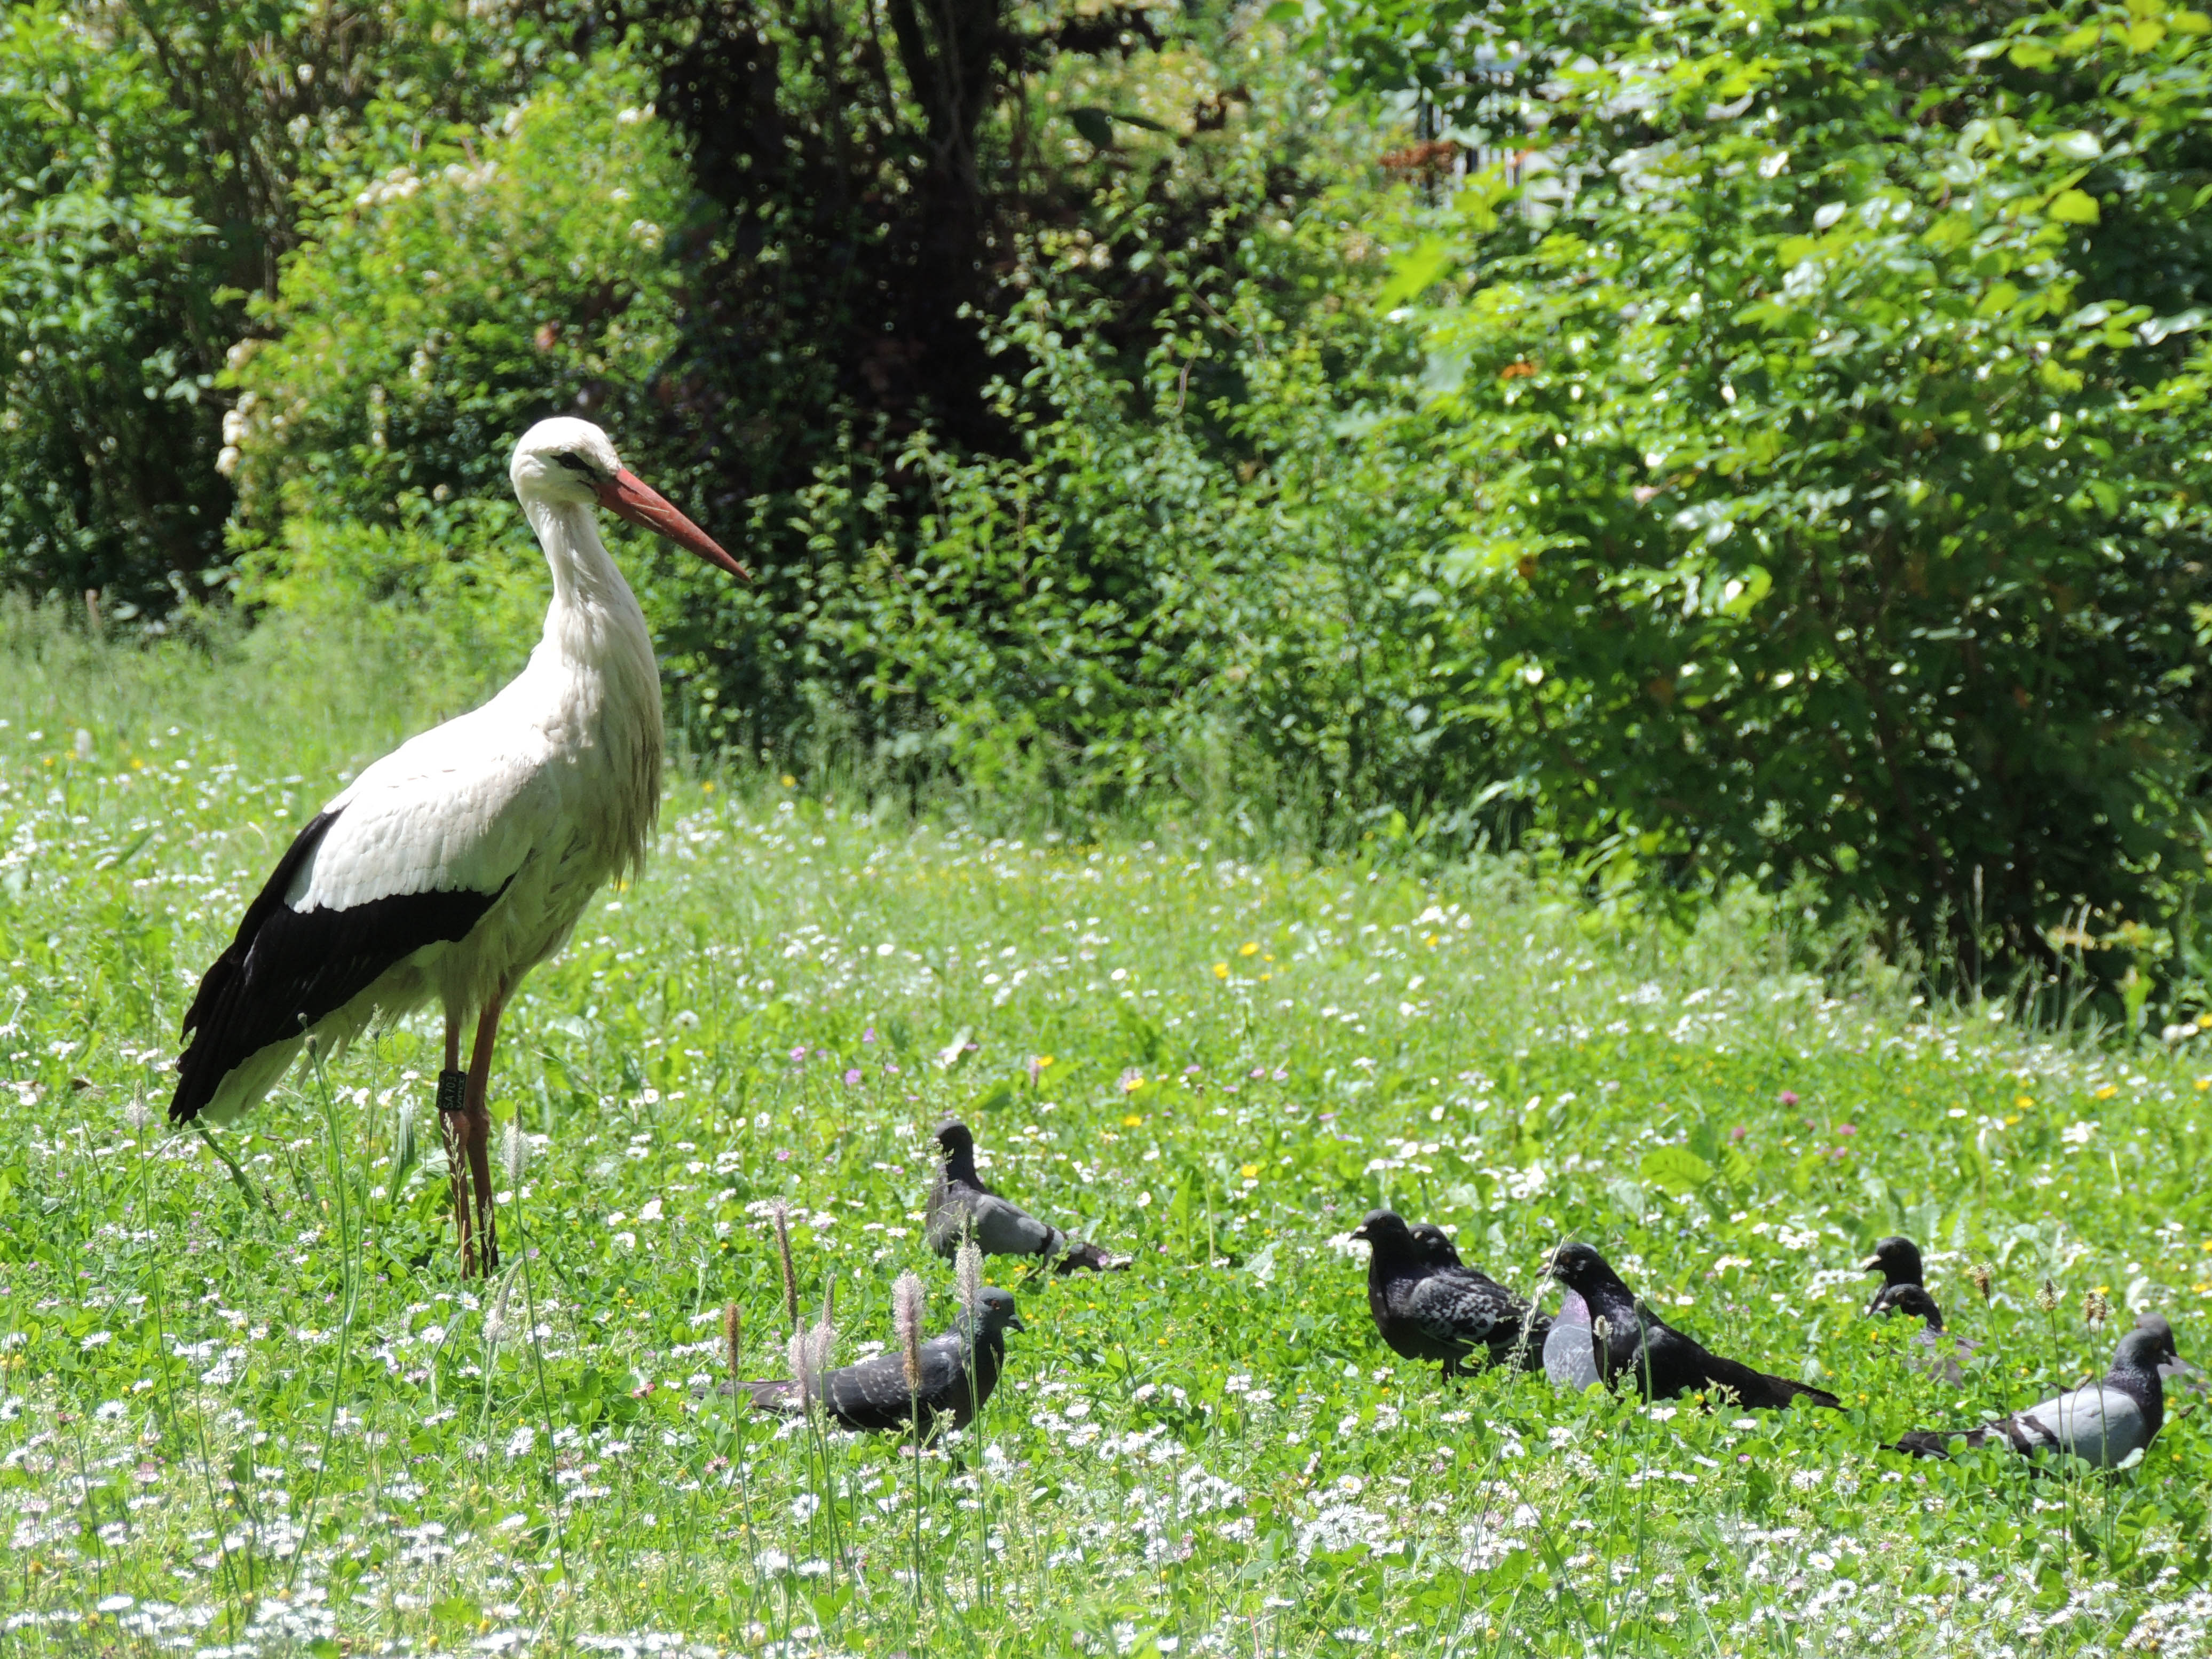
[1008,1312,1028,1333]
[1860,1254,1883,1273]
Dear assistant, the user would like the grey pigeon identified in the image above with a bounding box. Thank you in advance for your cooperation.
[1549,1242,1840,1411]
[738,1286,1025,1434]
[925,1121,1126,1272]
[1353,1211,1549,1377]
[1892,1314,2179,1467]
[1543,1287,1602,1391]
[1861,1236,1976,1382]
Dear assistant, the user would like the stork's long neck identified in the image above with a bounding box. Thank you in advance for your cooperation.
[527,498,652,657]
[521,495,664,874]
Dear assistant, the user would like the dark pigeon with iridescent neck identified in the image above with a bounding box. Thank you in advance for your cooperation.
[1862,1234,1976,1382]
[1863,1236,1938,1322]
[1549,1242,1840,1411]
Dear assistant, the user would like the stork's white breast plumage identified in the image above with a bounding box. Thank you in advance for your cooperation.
[169,417,746,1131]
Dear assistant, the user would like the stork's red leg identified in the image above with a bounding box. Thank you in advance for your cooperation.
[438,1015,478,1277]
[463,994,507,1275]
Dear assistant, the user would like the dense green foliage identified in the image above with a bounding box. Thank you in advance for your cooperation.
[224,6,1343,771]
[0,4,231,614]
[11,619,2212,1655]
[225,54,692,660]
[0,1,583,612]
[14,0,2212,981]
[1324,0,2212,990]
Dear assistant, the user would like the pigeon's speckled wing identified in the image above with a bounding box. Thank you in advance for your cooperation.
[1402,1273,1512,1348]
[1401,1269,1547,1368]
[820,1339,958,1431]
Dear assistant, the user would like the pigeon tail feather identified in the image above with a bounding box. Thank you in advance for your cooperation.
[1056,1239,1132,1274]
[1672,1338,1837,1409]
[738,1379,800,1413]
[1892,1426,1992,1459]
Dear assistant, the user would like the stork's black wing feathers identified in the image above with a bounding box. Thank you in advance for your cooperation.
[169,809,509,1124]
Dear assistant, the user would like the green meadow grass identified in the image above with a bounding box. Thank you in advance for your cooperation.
[5,613,2212,1657]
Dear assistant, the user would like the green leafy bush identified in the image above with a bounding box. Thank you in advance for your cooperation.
[225,51,692,657]
[1320,0,2212,989]
[0,5,227,615]
[0,0,583,614]
[751,242,1484,834]
[228,18,1401,806]
[615,6,1370,765]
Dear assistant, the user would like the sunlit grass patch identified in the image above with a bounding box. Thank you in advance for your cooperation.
[3,622,2212,1656]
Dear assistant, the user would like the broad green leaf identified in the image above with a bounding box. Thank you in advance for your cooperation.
[1375,238,1454,311]
[1720,565,1771,615]
[1639,1146,1716,1195]
[969,1080,1015,1115]
[2049,188,2100,224]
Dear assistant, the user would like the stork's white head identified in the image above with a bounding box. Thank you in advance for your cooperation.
[508,417,749,579]
[511,416,626,507]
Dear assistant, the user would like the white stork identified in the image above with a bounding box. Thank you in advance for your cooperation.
[168,417,746,1275]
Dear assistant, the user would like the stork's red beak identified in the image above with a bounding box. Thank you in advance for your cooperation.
[597,469,751,580]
